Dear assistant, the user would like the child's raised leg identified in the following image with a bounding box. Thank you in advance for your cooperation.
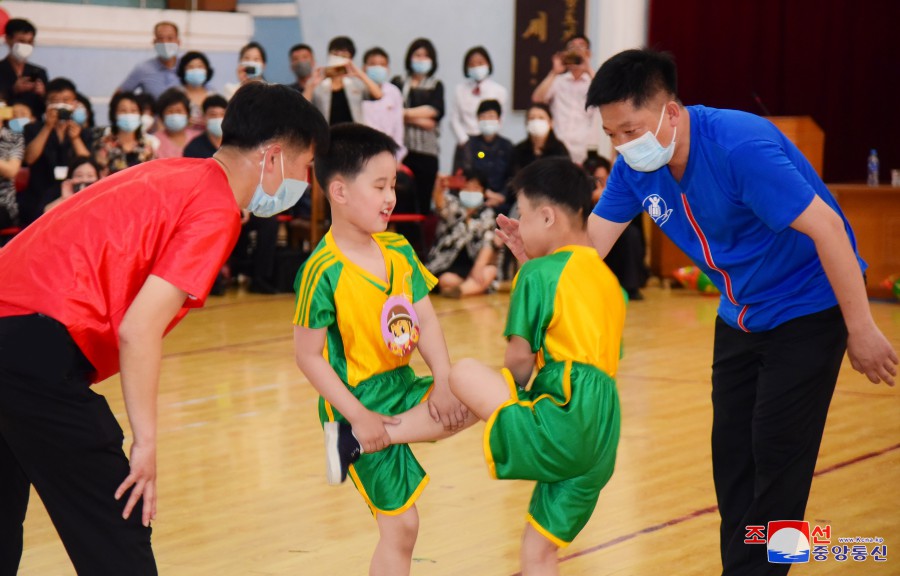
[371,506,419,576]
[448,358,512,421]
[385,401,478,444]
[520,523,560,576]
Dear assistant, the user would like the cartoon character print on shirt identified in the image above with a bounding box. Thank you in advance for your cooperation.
[381,295,420,357]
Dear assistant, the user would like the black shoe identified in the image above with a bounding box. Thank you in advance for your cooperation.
[324,421,362,485]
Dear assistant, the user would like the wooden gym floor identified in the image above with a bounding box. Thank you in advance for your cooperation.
[17,286,900,575]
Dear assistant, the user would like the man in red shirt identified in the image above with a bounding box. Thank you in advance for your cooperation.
[0,81,328,575]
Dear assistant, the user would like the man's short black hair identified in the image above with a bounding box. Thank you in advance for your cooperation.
[6,19,36,38]
[587,48,678,110]
[45,77,77,98]
[177,51,214,85]
[240,41,267,64]
[328,36,356,58]
[221,82,329,154]
[314,123,398,190]
[567,34,590,48]
[156,87,190,115]
[511,157,593,225]
[404,38,438,76]
[477,99,502,117]
[462,46,493,76]
[363,47,389,64]
[290,43,313,56]
[202,94,228,113]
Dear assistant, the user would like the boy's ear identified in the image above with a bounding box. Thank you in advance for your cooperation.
[328,177,348,205]
[540,204,556,228]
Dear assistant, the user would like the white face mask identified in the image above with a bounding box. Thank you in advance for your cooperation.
[479,119,500,137]
[467,65,489,82]
[154,42,179,60]
[141,113,155,133]
[11,43,33,61]
[614,105,677,172]
[526,118,550,138]
[247,148,308,217]
[459,190,484,209]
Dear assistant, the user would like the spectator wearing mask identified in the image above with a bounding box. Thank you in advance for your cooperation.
[154,88,201,159]
[118,21,181,99]
[22,77,93,223]
[184,94,227,158]
[392,38,444,215]
[43,156,101,213]
[135,93,158,135]
[452,99,514,214]
[426,169,498,298]
[511,103,570,176]
[307,36,382,126]
[73,92,94,134]
[450,46,508,146]
[286,43,315,94]
[7,93,42,135]
[0,18,48,105]
[0,117,24,230]
[223,42,266,100]
[531,35,599,164]
[361,47,406,161]
[93,91,158,176]
[177,51,216,129]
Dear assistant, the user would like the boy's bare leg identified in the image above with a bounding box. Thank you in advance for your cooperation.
[371,506,419,576]
[449,358,512,421]
[457,247,497,297]
[520,523,559,576]
[385,402,478,444]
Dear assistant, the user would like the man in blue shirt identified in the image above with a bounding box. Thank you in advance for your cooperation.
[498,48,897,575]
[118,22,181,99]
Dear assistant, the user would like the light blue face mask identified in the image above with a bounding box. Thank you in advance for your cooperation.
[72,107,88,126]
[8,117,31,134]
[155,42,179,60]
[410,59,432,75]
[459,190,484,209]
[184,68,207,87]
[116,113,142,133]
[164,113,188,132]
[206,117,223,138]
[467,65,489,82]
[366,65,388,85]
[247,149,308,217]
[614,105,676,172]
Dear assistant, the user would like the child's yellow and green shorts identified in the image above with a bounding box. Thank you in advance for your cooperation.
[319,366,433,517]
[484,360,620,547]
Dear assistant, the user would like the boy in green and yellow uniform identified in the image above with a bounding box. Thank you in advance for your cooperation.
[293,123,475,575]
[450,157,626,574]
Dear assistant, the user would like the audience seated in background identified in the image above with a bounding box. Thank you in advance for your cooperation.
[0,18,48,106]
[307,36,383,126]
[392,37,444,216]
[0,118,24,229]
[583,155,648,300]
[452,98,514,215]
[43,155,100,212]
[22,77,93,224]
[286,43,315,94]
[177,51,216,130]
[183,94,227,158]
[223,41,266,100]
[118,21,181,99]
[511,103,570,176]
[450,46,508,147]
[426,169,498,298]
[361,46,406,161]
[153,87,201,159]
[530,34,599,164]
[93,91,157,176]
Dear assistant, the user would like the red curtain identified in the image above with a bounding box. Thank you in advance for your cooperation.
[648,0,900,183]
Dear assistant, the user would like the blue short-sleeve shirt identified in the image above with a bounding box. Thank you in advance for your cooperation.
[594,105,864,332]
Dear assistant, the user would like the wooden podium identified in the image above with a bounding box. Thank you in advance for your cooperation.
[650,116,825,278]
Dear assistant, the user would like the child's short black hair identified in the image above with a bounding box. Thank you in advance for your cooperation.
[461,168,488,190]
[587,48,678,110]
[202,94,228,113]
[328,36,356,58]
[477,99,502,117]
[221,82,329,153]
[314,123,398,189]
[511,157,594,225]
[363,47,389,64]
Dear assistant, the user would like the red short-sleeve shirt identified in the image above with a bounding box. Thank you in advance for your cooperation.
[0,158,241,382]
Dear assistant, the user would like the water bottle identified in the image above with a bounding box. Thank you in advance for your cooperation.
[867,149,880,186]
